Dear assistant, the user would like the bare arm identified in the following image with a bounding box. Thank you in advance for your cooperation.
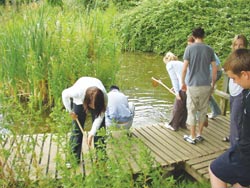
[211,61,217,88]
[181,60,189,91]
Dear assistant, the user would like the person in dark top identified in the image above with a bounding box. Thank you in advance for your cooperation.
[209,48,250,188]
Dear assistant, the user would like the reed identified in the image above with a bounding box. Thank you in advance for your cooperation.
[0,1,120,113]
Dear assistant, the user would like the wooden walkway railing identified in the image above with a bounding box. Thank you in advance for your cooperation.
[0,115,230,182]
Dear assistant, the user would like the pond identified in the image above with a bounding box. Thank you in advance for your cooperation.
[116,52,175,129]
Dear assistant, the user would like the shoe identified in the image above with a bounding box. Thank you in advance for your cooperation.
[165,123,175,131]
[196,135,204,142]
[184,135,196,144]
[208,113,220,119]
[66,162,72,169]
[222,136,230,142]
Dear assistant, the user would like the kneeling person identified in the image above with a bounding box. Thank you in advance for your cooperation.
[105,85,135,130]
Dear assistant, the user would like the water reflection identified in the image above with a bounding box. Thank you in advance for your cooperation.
[116,52,175,128]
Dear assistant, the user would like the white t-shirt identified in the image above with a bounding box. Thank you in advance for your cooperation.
[62,77,108,136]
[229,78,243,96]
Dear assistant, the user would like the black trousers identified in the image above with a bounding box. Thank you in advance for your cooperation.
[169,90,187,130]
[70,103,106,162]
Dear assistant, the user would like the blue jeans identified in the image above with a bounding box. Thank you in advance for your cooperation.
[209,96,221,116]
[209,70,222,116]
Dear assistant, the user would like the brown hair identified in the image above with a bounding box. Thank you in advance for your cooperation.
[231,34,248,51]
[187,35,195,43]
[224,48,250,76]
[83,87,106,117]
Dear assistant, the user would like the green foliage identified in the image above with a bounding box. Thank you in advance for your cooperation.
[46,0,63,7]
[76,0,140,10]
[116,0,250,62]
[0,129,177,187]
[0,1,120,112]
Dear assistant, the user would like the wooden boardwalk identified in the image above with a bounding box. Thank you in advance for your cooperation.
[0,115,230,182]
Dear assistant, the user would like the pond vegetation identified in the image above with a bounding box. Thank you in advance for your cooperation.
[0,0,249,187]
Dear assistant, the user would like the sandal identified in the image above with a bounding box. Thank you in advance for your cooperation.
[222,136,230,142]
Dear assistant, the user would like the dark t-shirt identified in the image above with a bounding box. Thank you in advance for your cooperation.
[238,89,250,163]
[183,43,215,86]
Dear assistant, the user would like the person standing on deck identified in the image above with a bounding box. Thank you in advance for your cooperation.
[181,27,217,144]
[188,36,222,119]
[163,52,187,131]
[209,48,250,188]
[222,34,248,146]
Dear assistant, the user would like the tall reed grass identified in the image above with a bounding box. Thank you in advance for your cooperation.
[0,1,120,114]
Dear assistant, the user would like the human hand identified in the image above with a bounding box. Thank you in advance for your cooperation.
[70,112,78,120]
[181,84,187,92]
[176,94,181,100]
[87,134,94,147]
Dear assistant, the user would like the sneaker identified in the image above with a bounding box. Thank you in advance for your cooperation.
[196,135,204,142]
[66,162,72,169]
[208,113,220,119]
[222,136,230,142]
[165,123,175,131]
[184,135,196,144]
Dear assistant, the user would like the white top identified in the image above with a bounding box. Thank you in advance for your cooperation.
[166,60,183,95]
[62,77,108,136]
[105,89,133,124]
[229,78,243,96]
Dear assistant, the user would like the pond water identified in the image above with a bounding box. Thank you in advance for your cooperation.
[116,52,175,128]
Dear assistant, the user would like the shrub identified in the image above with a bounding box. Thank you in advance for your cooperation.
[116,0,250,62]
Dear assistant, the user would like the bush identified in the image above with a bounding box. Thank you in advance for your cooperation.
[116,0,250,62]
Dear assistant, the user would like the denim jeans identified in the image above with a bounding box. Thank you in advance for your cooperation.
[209,96,221,116]
[209,70,223,116]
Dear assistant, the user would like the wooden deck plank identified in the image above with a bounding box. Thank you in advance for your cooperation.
[47,134,58,179]
[39,133,52,177]
[156,125,204,159]
[5,135,24,179]
[19,135,36,179]
[146,125,190,161]
[132,129,169,166]
[207,117,229,134]
[0,116,231,183]
[175,128,212,156]
[55,133,69,179]
[109,131,142,174]
[29,134,45,180]
[133,127,175,165]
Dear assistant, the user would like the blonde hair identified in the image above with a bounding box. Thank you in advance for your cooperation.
[231,34,248,51]
[163,52,178,64]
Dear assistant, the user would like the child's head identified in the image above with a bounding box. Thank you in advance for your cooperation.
[187,35,195,45]
[224,48,250,89]
[231,34,248,51]
[163,52,178,64]
[192,27,205,39]
[109,85,120,91]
